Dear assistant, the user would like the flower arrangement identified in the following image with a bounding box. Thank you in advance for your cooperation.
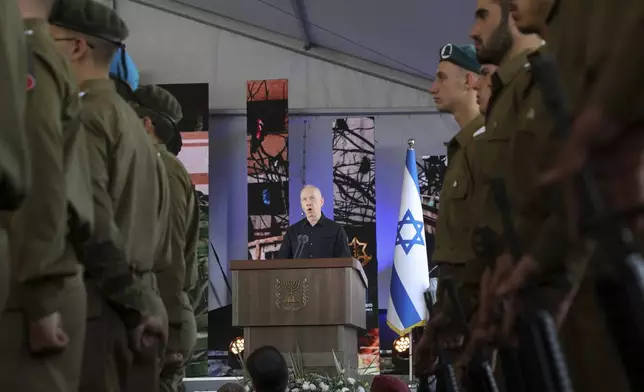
[241,371,371,392]
[238,348,373,392]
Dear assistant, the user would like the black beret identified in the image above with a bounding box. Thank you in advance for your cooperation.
[438,44,481,74]
[50,0,128,45]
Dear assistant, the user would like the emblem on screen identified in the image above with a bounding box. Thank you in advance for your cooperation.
[274,278,309,311]
[349,237,372,266]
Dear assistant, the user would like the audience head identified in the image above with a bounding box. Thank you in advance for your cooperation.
[371,376,410,392]
[218,383,247,392]
[246,346,289,392]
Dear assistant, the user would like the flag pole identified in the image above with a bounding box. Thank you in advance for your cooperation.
[407,138,415,384]
[408,331,413,382]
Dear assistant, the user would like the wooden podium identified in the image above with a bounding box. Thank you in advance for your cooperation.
[230,258,367,373]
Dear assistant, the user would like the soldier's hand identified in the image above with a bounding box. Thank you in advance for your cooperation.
[413,313,448,376]
[539,104,619,185]
[496,255,540,298]
[163,352,184,371]
[28,311,69,354]
[130,315,168,354]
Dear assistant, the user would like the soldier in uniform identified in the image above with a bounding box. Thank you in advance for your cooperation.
[491,0,636,391]
[48,0,169,390]
[131,85,200,392]
[0,0,32,318]
[0,0,93,391]
[459,0,564,378]
[473,64,498,116]
[413,44,485,384]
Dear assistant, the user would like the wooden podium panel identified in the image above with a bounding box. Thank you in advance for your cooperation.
[231,258,367,329]
[230,258,367,373]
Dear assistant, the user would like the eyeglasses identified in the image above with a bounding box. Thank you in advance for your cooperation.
[52,37,95,48]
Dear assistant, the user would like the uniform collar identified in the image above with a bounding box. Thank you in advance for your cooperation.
[495,49,533,87]
[155,143,168,152]
[452,115,485,147]
[79,78,116,95]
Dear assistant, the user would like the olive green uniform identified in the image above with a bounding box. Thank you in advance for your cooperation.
[157,145,199,392]
[434,115,486,317]
[0,18,93,392]
[132,84,199,392]
[49,2,167,390]
[75,77,168,392]
[0,0,31,317]
[536,2,641,391]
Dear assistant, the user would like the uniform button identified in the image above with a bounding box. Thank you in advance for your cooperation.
[309,243,312,245]
[492,121,497,128]
[452,180,458,188]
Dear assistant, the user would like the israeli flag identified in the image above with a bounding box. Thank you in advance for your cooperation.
[387,141,431,336]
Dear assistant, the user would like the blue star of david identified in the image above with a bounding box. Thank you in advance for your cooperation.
[395,209,425,255]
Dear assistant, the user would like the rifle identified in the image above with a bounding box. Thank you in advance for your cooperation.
[488,179,573,392]
[423,289,460,392]
[528,50,644,391]
[442,279,499,392]
[471,227,528,392]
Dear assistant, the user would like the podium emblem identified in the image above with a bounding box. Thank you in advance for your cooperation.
[274,278,309,311]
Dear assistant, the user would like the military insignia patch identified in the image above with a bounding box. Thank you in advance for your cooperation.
[26,73,36,91]
[26,51,36,91]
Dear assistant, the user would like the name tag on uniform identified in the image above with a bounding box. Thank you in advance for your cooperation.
[473,126,486,137]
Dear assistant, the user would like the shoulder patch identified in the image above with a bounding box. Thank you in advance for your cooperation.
[26,50,36,91]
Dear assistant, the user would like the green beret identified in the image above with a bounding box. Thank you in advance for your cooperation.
[134,85,183,125]
[438,44,481,74]
[50,0,128,45]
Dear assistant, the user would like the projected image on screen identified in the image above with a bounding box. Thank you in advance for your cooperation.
[332,117,379,373]
[246,79,289,260]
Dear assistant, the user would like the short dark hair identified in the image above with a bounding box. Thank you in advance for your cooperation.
[246,346,289,392]
[84,34,119,66]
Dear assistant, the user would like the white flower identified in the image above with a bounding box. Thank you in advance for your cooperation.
[341,388,349,392]
[309,385,317,390]
[357,387,365,392]
[319,383,329,392]
[303,383,311,390]
[347,378,355,385]
[292,388,300,392]
[245,386,250,392]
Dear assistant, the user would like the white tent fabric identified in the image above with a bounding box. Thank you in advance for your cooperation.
[121,0,445,112]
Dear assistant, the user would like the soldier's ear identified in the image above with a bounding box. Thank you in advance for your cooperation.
[142,117,155,133]
[464,72,478,90]
[70,36,89,62]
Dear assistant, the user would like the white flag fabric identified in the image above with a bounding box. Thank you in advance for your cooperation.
[386,145,431,336]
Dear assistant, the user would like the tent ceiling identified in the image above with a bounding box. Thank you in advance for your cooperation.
[173,0,475,80]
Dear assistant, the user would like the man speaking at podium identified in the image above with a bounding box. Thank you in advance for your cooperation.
[278,185,352,259]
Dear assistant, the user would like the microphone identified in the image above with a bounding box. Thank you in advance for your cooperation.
[294,234,309,259]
